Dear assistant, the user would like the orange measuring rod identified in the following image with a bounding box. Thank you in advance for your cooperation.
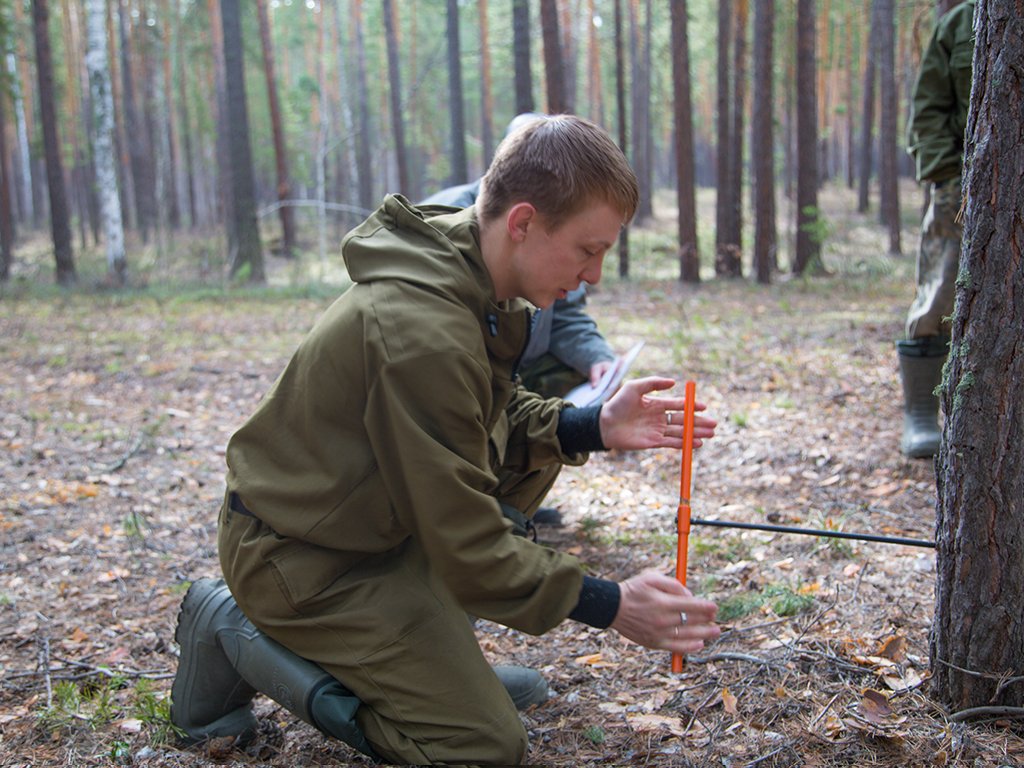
[672,380,696,674]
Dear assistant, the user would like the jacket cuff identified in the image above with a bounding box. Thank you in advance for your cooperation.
[568,575,621,629]
[556,404,605,454]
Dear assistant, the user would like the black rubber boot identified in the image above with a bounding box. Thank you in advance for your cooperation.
[171,578,377,758]
[896,336,948,459]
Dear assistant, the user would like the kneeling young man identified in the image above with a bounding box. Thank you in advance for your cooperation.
[172,115,720,765]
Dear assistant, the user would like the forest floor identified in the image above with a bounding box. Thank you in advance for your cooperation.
[3,186,1023,767]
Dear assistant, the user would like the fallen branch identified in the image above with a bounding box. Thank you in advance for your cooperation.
[949,706,1024,723]
[688,651,786,670]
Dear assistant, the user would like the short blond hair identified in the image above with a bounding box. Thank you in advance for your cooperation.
[478,114,639,230]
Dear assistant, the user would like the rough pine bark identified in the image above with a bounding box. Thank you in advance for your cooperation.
[794,0,822,275]
[722,0,748,277]
[353,0,374,209]
[876,0,901,253]
[31,0,76,285]
[220,0,264,282]
[629,0,653,222]
[382,0,410,194]
[857,0,880,213]
[479,0,495,167]
[446,0,468,184]
[512,0,534,115]
[931,0,1024,713]
[714,0,734,276]
[256,0,296,257]
[614,0,629,278]
[670,0,698,283]
[85,0,126,284]
[118,0,155,245]
[539,0,568,114]
[0,89,13,280]
[751,0,776,285]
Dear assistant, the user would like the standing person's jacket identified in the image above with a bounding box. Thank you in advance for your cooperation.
[224,196,590,634]
[907,1,975,184]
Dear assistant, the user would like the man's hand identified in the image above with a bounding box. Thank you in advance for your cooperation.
[610,570,720,654]
[599,377,716,451]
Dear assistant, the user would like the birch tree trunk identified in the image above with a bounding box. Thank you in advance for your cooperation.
[85,0,126,284]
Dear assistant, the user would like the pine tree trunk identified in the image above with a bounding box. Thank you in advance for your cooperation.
[445,0,468,184]
[714,0,733,276]
[671,0,698,283]
[220,0,264,282]
[353,0,374,209]
[794,0,821,275]
[0,89,14,280]
[479,0,495,168]
[722,0,747,276]
[876,0,901,253]
[512,0,534,115]
[614,0,629,278]
[382,0,410,194]
[857,0,879,213]
[539,0,567,114]
[255,0,296,257]
[31,0,76,285]
[932,0,1024,712]
[629,0,652,222]
[158,0,181,231]
[752,0,776,285]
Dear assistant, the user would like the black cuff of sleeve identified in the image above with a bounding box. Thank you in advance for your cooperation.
[568,575,620,629]
[556,404,605,454]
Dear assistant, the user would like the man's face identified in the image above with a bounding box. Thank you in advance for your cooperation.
[514,201,622,308]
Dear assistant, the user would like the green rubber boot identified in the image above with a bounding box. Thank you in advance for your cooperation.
[494,665,549,710]
[896,336,948,459]
[170,578,376,758]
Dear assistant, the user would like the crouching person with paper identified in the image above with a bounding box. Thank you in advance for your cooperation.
[170,115,720,765]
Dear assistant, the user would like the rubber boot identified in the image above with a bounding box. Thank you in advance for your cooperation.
[493,665,549,709]
[896,336,948,458]
[171,578,377,758]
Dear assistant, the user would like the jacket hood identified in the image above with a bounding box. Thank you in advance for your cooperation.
[342,194,494,310]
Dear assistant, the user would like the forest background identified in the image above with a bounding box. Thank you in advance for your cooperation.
[6,1,1024,767]
[0,0,957,285]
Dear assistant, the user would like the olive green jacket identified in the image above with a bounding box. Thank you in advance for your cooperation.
[907,1,975,183]
[224,195,586,634]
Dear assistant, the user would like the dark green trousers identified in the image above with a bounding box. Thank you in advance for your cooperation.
[218,462,561,765]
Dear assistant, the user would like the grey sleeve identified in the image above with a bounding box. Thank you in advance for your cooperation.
[546,287,616,375]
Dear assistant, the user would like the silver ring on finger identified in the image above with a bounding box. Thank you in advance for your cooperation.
[667,412,673,426]
[680,611,688,625]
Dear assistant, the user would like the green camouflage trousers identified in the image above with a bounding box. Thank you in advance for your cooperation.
[519,353,587,399]
[906,176,963,339]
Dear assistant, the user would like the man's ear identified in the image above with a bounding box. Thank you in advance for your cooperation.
[506,202,536,243]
